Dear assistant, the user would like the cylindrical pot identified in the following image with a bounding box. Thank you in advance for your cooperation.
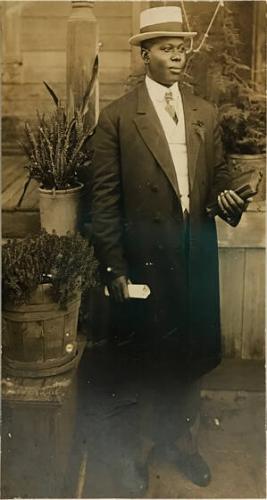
[2,284,81,378]
[228,154,266,201]
[39,183,84,235]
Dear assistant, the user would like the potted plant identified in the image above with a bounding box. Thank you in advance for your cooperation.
[187,5,266,200]
[218,89,266,200]
[2,231,99,377]
[18,56,98,235]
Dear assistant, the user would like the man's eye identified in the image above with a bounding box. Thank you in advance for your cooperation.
[162,47,171,52]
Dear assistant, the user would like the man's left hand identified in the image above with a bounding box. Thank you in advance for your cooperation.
[217,190,253,226]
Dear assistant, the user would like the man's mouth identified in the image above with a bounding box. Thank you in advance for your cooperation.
[169,67,182,73]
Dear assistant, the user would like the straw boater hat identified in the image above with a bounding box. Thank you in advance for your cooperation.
[129,6,197,46]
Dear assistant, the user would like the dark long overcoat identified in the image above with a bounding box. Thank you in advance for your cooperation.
[91,82,232,379]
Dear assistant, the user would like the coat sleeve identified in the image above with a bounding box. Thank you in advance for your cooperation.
[206,106,242,227]
[91,107,128,284]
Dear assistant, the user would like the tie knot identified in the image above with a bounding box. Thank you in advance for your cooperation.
[165,91,174,104]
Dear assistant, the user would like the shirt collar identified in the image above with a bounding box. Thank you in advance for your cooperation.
[145,75,180,103]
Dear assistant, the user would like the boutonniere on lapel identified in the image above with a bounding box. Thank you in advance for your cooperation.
[192,120,205,141]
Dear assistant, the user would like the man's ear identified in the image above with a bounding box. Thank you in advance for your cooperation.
[141,48,150,64]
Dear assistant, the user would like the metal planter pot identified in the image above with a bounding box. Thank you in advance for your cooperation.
[39,182,84,235]
[228,154,266,202]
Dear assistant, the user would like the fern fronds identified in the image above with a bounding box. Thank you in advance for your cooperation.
[19,81,95,192]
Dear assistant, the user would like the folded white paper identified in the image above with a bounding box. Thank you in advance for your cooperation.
[104,283,151,299]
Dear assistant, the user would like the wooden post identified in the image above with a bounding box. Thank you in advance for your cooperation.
[2,2,23,154]
[131,1,150,75]
[66,1,99,124]
[2,2,22,84]
[251,1,266,91]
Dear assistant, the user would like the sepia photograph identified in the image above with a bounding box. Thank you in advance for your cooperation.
[1,0,266,498]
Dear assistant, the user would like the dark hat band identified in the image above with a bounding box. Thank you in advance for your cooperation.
[140,21,185,34]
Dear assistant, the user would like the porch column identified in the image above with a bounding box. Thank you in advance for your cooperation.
[251,1,266,91]
[131,1,150,74]
[66,0,99,124]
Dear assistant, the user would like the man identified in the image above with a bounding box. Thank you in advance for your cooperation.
[91,6,248,490]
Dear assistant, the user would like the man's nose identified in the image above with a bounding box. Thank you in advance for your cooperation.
[170,52,182,61]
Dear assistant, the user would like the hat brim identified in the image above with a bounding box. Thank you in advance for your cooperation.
[129,31,197,46]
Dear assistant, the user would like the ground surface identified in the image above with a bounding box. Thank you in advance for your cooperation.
[1,348,265,499]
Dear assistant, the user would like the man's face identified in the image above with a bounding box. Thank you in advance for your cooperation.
[141,37,187,87]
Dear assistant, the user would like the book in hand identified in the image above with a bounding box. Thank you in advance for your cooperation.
[104,283,151,299]
[206,168,263,218]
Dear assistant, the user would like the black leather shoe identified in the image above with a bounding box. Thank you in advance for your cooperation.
[177,451,211,487]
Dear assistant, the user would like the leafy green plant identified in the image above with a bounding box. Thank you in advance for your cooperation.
[219,95,266,155]
[21,103,92,190]
[18,56,98,203]
[187,5,266,155]
[2,231,99,309]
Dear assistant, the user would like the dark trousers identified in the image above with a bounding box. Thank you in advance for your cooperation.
[108,214,201,448]
[106,328,201,449]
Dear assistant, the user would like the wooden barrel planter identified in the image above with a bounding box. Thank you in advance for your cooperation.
[2,284,81,378]
[229,154,266,201]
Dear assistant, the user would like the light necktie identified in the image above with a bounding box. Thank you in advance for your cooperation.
[164,91,178,125]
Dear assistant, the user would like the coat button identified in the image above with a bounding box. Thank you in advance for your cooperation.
[153,213,161,223]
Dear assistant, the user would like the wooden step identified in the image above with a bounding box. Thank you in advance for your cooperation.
[2,210,40,238]
[2,155,40,238]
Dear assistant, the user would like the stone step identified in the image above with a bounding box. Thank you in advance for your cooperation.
[202,358,265,394]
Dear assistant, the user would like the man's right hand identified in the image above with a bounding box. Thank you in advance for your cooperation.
[108,275,130,303]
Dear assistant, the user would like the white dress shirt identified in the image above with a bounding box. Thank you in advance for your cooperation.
[145,75,190,213]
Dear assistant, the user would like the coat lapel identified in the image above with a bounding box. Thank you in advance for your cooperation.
[180,86,202,190]
[134,83,180,199]
[133,83,203,197]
